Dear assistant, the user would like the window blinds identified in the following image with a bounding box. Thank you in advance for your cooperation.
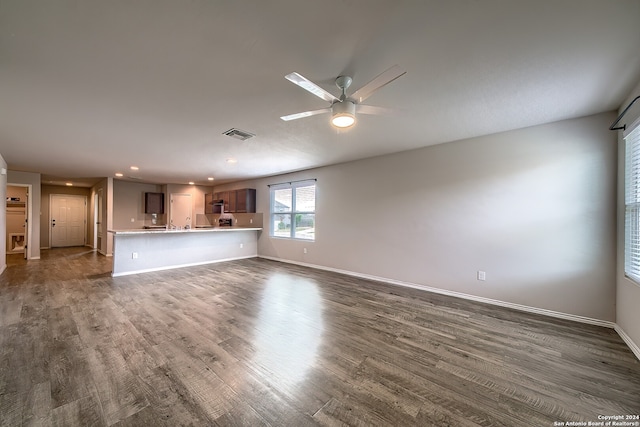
[625,121,640,283]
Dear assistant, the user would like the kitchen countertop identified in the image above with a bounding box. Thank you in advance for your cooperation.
[109,227,262,235]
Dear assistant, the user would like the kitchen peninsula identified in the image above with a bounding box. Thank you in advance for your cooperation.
[109,227,262,277]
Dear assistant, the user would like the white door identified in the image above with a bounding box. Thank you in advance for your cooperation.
[170,193,192,228]
[51,194,87,247]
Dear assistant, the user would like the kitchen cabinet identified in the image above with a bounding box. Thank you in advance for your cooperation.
[229,191,237,212]
[205,193,214,214]
[208,189,256,213]
[235,188,256,213]
[144,192,165,214]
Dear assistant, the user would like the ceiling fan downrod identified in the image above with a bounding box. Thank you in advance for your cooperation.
[335,76,352,101]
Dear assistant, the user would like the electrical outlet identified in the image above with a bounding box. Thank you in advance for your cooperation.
[303,248,307,254]
[249,219,253,224]
[477,270,486,281]
[131,218,135,222]
[132,252,138,259]
[240,243,243,249]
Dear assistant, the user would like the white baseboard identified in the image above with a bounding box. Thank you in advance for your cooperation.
[0,263,6,276]
[259,256,640,361]
[614,325,640,361]
[259,255,615,328]
[112,255,257,277]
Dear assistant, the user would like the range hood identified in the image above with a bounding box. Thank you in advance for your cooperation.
[209,199,224,205]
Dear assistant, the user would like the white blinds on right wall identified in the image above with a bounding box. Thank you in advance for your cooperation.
[624,121,640,284]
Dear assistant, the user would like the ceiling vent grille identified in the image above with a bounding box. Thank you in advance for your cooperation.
[223,128,255,141]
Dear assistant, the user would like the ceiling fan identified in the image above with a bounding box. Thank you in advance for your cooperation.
[280,65,406,129]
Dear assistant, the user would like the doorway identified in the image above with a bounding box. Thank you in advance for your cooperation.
[50,194,87,247]
[6,185,29,260]
[94,188,103,251]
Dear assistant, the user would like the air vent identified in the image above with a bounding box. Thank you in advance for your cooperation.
[223,128,255,141]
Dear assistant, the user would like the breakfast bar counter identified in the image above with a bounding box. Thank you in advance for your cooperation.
[109,227,262,277]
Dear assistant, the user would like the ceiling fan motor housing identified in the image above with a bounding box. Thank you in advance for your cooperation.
[335,75,353,92]
[331,100,356,127]
[332,99,356,116]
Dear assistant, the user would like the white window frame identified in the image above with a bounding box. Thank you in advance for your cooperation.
[269,180,316,241]
[624,117,640,285]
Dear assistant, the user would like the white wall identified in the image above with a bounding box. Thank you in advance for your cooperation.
[7,170,41,259]
[217,112,617,322]
[113,180,164,229]
[0,154,7,274]
[616,80,640,354]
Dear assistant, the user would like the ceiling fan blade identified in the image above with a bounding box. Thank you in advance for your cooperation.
[280,107,331,121]
[356,104,394,115]
[285,72,339,103]
[350,65,406,103]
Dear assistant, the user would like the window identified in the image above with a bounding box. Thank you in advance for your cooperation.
[270,180,316,240]
[625,121,640,284]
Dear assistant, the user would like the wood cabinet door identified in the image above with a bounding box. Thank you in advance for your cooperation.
[228,190,237,213]
[145,192,165,214]
[205,193,214,214]
[235,189,256,213]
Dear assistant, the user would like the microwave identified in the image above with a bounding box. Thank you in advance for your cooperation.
[218,218,233,227]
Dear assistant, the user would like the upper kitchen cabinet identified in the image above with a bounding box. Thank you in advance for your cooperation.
[229,191,237,213]
[144,192,165,214]
[209,189,256,213]
[235,188,256,213]
[205,193,214,214]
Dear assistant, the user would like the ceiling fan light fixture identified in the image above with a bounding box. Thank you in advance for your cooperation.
[331,113,355,128]
[331,100,356,128]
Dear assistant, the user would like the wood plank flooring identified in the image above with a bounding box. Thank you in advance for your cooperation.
[1,247,639,426]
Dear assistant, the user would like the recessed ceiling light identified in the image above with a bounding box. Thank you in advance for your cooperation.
[115,172,124,177]
[65,182,73,186]
[208,177,214,181]
[188,181,195,185]
[226,158,237,164]
[130,166,139,171]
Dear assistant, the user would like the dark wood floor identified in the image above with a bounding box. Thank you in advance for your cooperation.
[1,248,639,426]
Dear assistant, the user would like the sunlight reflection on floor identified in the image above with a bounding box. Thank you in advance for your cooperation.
[253,273,324,389]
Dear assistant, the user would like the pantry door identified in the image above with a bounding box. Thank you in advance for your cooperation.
[170,193,192,229]
[51,194,87,247]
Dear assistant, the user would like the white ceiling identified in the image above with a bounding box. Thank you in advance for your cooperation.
[1,1,640,186]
